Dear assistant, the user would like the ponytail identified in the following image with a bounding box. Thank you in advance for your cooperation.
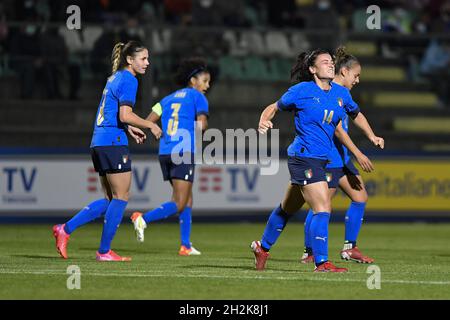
[111,42,125,74]
[334,46,359,75]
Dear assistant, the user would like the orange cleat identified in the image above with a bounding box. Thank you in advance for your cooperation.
[340,247,374,264]
[178,245,201,256]
[314,261,348,273]
[53,224,70,259]
[250,240,270,271]
[96,250,132,262]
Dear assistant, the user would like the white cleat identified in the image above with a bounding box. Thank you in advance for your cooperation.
[131,212,147,243]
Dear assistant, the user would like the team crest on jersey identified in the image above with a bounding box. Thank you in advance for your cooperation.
[326,172,332,182]
[122,155,128,164]
[304,169,313,179]
[337,98,343,107]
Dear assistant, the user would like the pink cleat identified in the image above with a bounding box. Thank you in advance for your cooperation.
[250,240,270,271]
[53,224,70,259]
[96,250,132,262]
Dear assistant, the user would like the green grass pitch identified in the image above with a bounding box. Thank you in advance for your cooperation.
[0,222,449,299]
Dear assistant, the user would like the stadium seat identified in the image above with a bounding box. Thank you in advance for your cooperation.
[362,66,406,82]
[290,32,311,56]
[218,56,245,80]
[344,41,377,56]
[268,57,291,81]
[242,56,272,81]
[373,92,438,108]
[265,31,292,57]
[223,30,242,56]
[240,30,265,55]
[423,144,450,152]
[394,117,450,133]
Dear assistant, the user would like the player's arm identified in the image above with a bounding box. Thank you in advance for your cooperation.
[197,114,208,131]
[127,125,146,144]
[145,102,162,123]
[119,105,162,139]
[258,102,278,134]
[351,112,384,149]
[335,121,374,173]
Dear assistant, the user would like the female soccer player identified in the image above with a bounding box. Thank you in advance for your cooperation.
[251,49,379,272]
[131,57,210,256]
[301,47,384,264]
[52,41,162,261]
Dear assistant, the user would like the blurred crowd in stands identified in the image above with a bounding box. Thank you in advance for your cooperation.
[0,0,449,102]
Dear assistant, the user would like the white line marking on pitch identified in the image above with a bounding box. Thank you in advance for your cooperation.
[1,269,450,286]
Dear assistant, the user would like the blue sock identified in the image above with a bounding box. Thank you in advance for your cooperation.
[142,201,178,224]
[345,201,366,247]
[65,199,110,234]
[261,205,291,251]
[310,212,330,265]
[179,207,192,248]
[98,199,128,254]
[304,209,314,253]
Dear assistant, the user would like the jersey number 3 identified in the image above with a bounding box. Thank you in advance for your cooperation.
[167,103,181,136]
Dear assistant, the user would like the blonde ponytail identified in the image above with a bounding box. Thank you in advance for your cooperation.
[111,42,125,74]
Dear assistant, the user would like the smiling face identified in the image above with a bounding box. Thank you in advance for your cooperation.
[190,71,211,94]
[126,49,149,75]
[309,53,335,81]
[340,63,361,90]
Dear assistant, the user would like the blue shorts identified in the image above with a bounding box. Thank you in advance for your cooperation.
[90,145,131,176]
[159,153,195,183]
[287,156,328,186]
[326,160,360,188]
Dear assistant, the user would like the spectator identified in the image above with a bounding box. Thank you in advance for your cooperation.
[40,26,67,99]
[420,39,450,107]
[119,17,143,43]
[90,24,120,81]
[10,22,42,99]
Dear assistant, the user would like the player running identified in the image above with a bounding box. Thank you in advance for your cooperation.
[52,41,162,261]
[251,49,381,272]
[131,57,210,256]
[301,47,384,265]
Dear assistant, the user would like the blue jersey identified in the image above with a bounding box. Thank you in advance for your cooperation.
[277,81,359,161]
[152,87,209,155]
[327,81,360,168]
[90,69,138,147]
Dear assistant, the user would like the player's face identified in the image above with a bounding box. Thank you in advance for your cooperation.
[129,49,150,75]
[342,64,361,90]
[191,72,211,94]
[311,53,335,80]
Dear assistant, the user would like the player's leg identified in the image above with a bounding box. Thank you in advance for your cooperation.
[301,182,347,272]
[339,174,373,263]
[251,183,304,270]
[179,191,201,255]
[301,167,340,263]
[64,176,111,235]
[260,183,304,250]
[53,151,113,259]
[96,171,131,261]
